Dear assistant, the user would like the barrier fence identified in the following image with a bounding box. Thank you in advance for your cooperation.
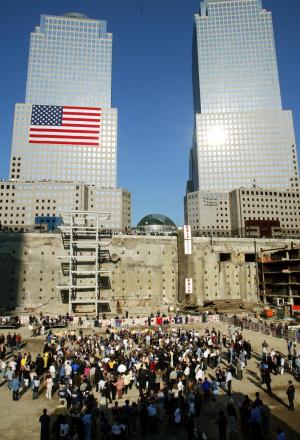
[78,314,221,329]
[2,313,299,343]
[218,314,291,340]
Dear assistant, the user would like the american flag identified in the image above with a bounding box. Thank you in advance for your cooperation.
[29,105,101,146]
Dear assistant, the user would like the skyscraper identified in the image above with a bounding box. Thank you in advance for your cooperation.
[185,0,299,236]
[1,13,130,231]
[10,13,116,187]
[192,0,298,192]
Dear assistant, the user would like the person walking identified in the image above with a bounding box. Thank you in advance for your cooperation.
[277,427,286,440]
[45,374,53,399]
[225,369,232,396]
[279,354,285,375]
[5,367,14,391]
[115,375,124,400]
[240,395,251,438]
[227,399,237,439]
[265,370,272,395]
[82,411,92,440]
[111,419,125,439]
[11,375,20,401]
[39,408,50,440]
[260,402,270,437]
[32,376,40,400]
[249,402,262,439]
[287,339,292,355]
[147,399,158,434]
[286,380,295,411]
[202,377,211,403]
[236,358,243,380]
[216,410,227,440]
[174,405,182,430]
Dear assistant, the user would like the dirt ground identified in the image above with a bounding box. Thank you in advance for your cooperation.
[0,321,299,439]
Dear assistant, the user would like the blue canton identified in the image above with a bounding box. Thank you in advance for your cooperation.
[31,105,63,126]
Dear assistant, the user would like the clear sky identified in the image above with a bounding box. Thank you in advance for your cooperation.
[0,0,299,226]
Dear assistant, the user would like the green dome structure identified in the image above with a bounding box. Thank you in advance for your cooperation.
[136,214,177,235]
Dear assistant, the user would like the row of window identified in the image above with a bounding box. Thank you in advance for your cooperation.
[241,190,300,197]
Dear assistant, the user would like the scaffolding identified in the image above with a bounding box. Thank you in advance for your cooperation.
[57,211,112,315]
[258,244,300,309]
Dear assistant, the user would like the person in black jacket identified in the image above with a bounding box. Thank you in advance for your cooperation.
[286,380,295,411]
[216,410,227,440]
[35,354,44,377]
[39,408,50,440]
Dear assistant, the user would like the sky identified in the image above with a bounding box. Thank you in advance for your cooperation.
[0,0,300,226]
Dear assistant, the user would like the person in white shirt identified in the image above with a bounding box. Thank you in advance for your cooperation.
[65,362,72,382]
[262,346,268,360]
[45,374,53,399]
[98,379,106,391]
[195,365,204,381]
[49,364,56,380]
[203,348,210,359]
[9,360,17,372]
[280,355,285,375]
[0,360,6,383]
[169,368,177,384]
[184,366,190,380]
[177,379,184,392]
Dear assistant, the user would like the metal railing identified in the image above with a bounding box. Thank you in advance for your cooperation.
[219,314,289,339]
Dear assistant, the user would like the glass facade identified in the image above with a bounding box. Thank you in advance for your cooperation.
[190,0,299,192]
[26,14,112,107]
[196,0,281,113]
[10,13,117,188]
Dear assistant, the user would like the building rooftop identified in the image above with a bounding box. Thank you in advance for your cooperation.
[63,13,90,19]
[137,214,176,228]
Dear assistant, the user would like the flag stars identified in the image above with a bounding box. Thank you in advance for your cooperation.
[31,105,63,126]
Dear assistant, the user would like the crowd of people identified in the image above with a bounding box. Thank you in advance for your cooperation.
[0,321,298,439]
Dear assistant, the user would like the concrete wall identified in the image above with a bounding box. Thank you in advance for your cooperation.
[0,233,62,312]
[0,232,297,315]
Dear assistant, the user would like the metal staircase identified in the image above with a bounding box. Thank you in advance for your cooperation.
[57,211,112,315]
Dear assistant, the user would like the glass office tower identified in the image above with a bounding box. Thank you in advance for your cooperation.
[25,13,111,107]
[10,13,117,188]
[189,0,299,193]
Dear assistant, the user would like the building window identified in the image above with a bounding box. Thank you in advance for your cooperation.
[245,253,255,263]
[219,253,231,262]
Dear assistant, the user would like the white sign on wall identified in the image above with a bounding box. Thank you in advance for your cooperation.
[184,239,192,255]
[185,278,193,294]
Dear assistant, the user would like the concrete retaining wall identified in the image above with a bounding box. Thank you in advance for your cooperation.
[0,232,296,315]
